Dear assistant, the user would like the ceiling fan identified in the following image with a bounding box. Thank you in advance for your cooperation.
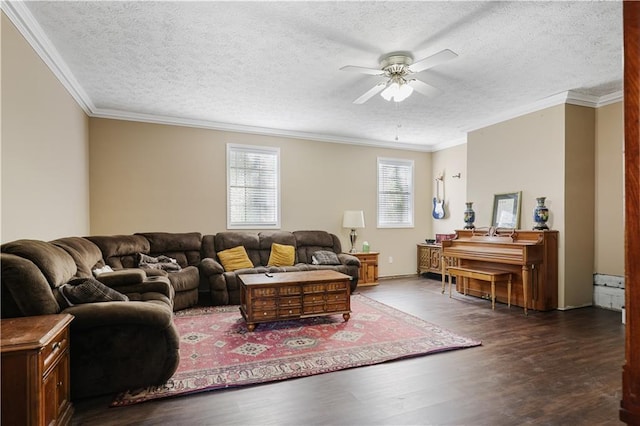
[340,49,458,104]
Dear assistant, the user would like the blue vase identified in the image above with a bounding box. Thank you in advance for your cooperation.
[463,202,475,229]
[533,197,549,230]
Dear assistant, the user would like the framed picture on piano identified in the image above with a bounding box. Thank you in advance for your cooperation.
[492,191,522,229]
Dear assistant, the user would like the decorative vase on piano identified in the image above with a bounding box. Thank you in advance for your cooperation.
[463,202,475,229]
[533,197,549,230]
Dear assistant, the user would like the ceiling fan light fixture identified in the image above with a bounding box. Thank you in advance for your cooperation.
[380,80,413,102]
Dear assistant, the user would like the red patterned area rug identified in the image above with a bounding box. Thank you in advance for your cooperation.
[111,294,481,406]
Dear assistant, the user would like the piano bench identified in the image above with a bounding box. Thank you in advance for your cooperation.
[445,266,520,313]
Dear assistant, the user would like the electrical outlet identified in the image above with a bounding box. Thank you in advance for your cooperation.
[388,256,393,263]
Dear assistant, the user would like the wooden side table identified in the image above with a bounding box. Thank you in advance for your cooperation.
[1,314,74,426]
[350,252,379,286]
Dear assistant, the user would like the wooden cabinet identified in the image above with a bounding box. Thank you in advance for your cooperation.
[417,244,442,275]
[1,314,74,426]
[417,244,456,276]
[351,252,379,286]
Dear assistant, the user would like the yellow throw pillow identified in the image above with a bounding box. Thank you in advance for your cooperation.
[267,243,295,267]
[217,246,253,272]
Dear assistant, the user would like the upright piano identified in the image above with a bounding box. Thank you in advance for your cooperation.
[441,228,558,311]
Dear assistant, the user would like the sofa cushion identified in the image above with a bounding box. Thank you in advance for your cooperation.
[59,277,129,306]
[293,230,341,264]
[214,232,261,267]
[258,231,297,266]
[136,232,202,267]
[52,237,105,278]
[1,240,77,289]
[86,235,150,269]
[217,246,254,271]
[1,253,61,317]
[267,243,295,267]
[311,250,341,265]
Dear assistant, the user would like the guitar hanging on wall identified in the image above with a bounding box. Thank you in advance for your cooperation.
[432,175,445,219]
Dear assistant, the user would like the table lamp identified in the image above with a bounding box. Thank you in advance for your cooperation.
[342,210,365,253]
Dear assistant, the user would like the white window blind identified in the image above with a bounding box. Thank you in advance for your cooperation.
[377,157,414,228]
[227,144,280,229]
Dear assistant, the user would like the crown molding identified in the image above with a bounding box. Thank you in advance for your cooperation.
[431,136,467,152]
[464,90,624,134]
[2,1,95,114]
[597,90,623,107]
[93,108,434,153]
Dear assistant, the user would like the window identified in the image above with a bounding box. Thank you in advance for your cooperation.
[227,144,280,229]
[377,157,414,228]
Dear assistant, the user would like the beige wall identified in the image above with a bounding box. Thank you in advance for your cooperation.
[1,13,90,242]
[89,118,432,277]
[467,105,572,307]
[431,143,467,234]
[595,102,624,276]
[467,105,566,230]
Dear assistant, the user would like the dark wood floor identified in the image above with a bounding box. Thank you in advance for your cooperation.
[71,276,625,425]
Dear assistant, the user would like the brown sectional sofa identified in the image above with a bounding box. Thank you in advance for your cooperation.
[0,229,359,399]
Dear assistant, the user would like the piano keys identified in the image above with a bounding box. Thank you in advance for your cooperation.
[441,228,558,311]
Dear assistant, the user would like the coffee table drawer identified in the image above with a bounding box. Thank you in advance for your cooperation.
[326,293,347,302]
[303,283,329,294]
[303,294,325,304]
[280,296,301,307]
[325,281,348,292]
[303,304,327,314]
[279,307,302,318]
[279,286,302,296]
[252,288,277,297]
[253,298,277,309]
[326,302,349,312]
[256,309,278,320]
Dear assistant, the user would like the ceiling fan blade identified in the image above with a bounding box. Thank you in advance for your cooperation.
[408,49,458,73]
[408,79,440,97]
[340,65,384,76]
[353,82,387,104]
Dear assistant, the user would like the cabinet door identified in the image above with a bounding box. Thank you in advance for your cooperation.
[43,363,59,426]
[429,248,441,272]
[55,351,71,421]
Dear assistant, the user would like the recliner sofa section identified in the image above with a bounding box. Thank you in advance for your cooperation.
[86,232,203,311]
[1,238,179,399]
[200,230,360,305]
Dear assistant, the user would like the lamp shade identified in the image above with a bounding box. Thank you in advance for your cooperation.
[342,210,365,229]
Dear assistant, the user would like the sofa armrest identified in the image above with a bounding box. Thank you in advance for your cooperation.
[338,253,361,267]
[200,257,225,275]
[96,268,146,287]
[112,276,174,300]
[63,300,173,330]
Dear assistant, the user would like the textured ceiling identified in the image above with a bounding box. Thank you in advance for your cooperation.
[7,1,623,151]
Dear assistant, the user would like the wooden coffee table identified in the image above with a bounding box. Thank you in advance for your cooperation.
[238,270,352,331]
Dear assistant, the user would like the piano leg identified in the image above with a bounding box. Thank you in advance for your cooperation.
[491,281,495,310]
[521,265,530,315]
